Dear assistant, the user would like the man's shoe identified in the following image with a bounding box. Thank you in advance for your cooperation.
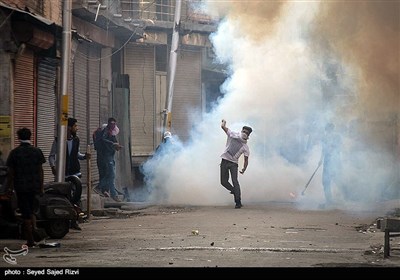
[33,228,48,242]
[25,242,37,248]
[112,196,122,202]
[235,203,242,209]
[102,191,110,198]
[70,221,82,231]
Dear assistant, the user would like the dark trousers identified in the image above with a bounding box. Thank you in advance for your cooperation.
[15,192,35,219]
[99,154,117,197]
[220,159,241,204]
[97,153,106,191]
[65,175,82,206]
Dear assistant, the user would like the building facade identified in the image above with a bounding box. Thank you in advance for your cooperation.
[0,0,225,191]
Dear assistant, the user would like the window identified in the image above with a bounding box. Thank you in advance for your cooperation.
[156,45,168,72]
[156,0,173,21]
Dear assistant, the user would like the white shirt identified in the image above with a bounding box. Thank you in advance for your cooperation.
[221,129,250,163]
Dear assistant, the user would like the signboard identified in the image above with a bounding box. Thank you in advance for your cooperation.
[0,116,11,138]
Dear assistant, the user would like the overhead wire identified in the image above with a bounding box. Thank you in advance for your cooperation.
[76,0,215,61]
[75,0,157,61]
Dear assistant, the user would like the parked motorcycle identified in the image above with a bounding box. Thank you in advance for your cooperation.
[35,181,80,239]
[0,166,79,240]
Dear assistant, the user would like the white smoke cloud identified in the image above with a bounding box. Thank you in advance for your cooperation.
[138,1,399,211]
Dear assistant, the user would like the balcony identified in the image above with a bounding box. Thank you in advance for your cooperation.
[71,0,218,43]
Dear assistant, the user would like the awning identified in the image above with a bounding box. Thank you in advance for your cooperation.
[0,1,58,50]
[0,1,55,27]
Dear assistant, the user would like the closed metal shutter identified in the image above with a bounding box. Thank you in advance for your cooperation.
[0,52,11,114]
[172,48,202,142]
[71,41,102,186]
[87,44,101,183]
[36,57,57,183]
[72,42,89,185]
[14,49,35,145]
[124,44,155,155]
[73,42,88,132]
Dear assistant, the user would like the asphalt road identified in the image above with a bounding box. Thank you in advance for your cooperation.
[0,202,399,274]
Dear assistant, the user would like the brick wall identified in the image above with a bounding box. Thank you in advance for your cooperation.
[43,0,62,26]
[2,0,62,26]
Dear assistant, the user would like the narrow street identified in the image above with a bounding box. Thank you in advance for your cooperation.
[0,1,399,277]
[1,202,399,270]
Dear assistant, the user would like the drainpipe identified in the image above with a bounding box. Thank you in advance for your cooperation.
[163,0,181,135]
[56,0,72,182]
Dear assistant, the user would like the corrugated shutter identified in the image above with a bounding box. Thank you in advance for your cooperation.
[172,48,202,142]
[14,49,35,145]
[87,44,101,184]
[36,57,57,183]
[0,52,11,114]
[72,42,88,185]
[73,42,88,131]
[124,44,155,155]
[71,41,102,186]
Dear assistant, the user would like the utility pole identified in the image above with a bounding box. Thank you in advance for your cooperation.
[56,0,72,182]
[162,0,181,135]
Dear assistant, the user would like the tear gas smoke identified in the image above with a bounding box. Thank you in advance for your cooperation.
[139,1,399,211]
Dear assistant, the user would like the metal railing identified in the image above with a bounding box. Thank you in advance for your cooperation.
[92,0,218,24]
[120,0,175,22]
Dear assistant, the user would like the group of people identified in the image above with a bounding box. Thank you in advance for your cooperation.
[5,117,122,246]
[5,114,340,247]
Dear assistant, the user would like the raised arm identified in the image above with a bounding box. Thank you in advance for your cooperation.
[221,119,228,134]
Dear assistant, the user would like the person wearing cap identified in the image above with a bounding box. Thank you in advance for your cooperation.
[220,119,252,209]
[154,131,173,155]
[163,131,172,141]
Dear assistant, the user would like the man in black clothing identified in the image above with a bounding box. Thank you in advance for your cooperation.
[6,128,46,247]
[49,118,90,230]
